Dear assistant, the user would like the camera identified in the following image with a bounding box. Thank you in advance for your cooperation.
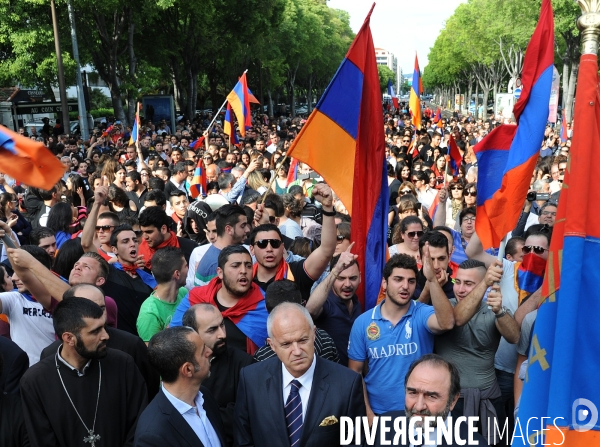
[527,192,550,202]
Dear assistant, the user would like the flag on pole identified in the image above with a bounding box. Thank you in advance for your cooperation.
[447,134,463,177]
[0,126,65,189]
[387,79,399,109]
[189,137,204,150]
[226,72,251,137]
[248,88,260,104]
[516,50,600,447]
[473,0,554,249]
[560,109,568,142]
[189,159,207,199]
[223,103,239,146]
[128,105,140,145]
[409,54,422,129]
[287,158,299,184]
[285,3,388,310]
[433,107,442,123]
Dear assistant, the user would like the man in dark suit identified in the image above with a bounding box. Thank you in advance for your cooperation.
[134,326,225,447]
[234,302,365,447]
[374,354,488,446]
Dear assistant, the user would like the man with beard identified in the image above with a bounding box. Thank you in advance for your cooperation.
[20,293,148,447]
[135,327,225,447]
[348,251,455,422]
[374,354,487,446]
[306,248,360,366]
[172,245,268,356]
[182,303,253,446]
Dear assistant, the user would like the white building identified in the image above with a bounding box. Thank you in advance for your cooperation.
[375,47,400,93]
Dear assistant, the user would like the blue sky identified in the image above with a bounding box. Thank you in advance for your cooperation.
[327,0,467,74]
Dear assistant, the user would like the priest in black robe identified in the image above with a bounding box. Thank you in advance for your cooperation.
[21,293,147,447]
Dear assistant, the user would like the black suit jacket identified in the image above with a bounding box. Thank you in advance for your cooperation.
[134,387,226,447]
[373,411,488,446]
[234,355,365,447]
[0,336,29,394]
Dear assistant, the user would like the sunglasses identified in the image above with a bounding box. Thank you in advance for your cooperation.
[522,245,548,255]
[450,186,463,191]
[254,239,282,249]
[399,190,412,196]
[134,230,143,237]
[402,139,410,143]
[406,230,424,239]
[336,235,345,241]
[95,225,116,232]
[464,191,477,197]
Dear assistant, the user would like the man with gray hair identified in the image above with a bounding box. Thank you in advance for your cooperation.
[164,162,189,199]
[218,158,260,204]
[234,302,365,446]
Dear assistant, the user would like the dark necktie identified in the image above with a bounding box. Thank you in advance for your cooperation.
[285,379,303,447]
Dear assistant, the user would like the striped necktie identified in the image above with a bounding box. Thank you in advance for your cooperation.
[285,379,303,447]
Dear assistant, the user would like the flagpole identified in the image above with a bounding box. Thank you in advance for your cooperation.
[135,102,140,153]
[206,69,249,135]
[228,134,232,152]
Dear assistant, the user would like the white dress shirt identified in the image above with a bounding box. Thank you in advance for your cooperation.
[162,385,221,447]
[281,354,317,419]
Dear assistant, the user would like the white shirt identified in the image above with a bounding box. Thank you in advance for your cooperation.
[417,187,438,211]
[281,354,317,419]
[162,385,221,447]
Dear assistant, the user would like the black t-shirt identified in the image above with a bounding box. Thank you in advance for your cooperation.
[103,267,153,336]
[253,260,316,304]
[215,297,248,353]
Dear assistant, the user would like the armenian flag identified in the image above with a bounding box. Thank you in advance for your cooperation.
[387,79,399,109]
[515,252,546,305]
[287,158,299,184]
[189,136,204,150]
[285,4,388,310]
[434,107,442,124]
[473,0,554,249]
[516,42,600,447]
[248,88,260,104]
[226,72,251,137]
[128,105,140,146]
[189,159,207,199]
[0,125,64,190]
[409,54,422,129]
[448,134,462,177]
[223,102,239,146]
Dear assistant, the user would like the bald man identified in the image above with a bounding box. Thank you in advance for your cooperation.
[182,304,253,445]
[206,164,219,183]
[234,302,365,446]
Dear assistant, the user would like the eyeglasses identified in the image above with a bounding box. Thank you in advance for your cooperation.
[450,186,463,191]
[399,189,412,196]
[406,230,424,239]
[95,225,116,232]
[141,172,149,177]
[462,217,476,223]
[522,245,548,255]
[254,239,282,249]
[464,191,477,197]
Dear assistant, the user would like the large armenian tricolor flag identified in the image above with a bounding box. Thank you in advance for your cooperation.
[409,55,422,129]
[286,3,388,310]
[516,42,600,447]
[473,0,554,249]
[226,72,251,137]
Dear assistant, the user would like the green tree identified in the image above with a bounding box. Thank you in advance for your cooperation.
[377,65,396,94]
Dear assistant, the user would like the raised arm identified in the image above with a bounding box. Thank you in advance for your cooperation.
[433,187,448,227]
[305,245,356,319]
[81,186,108,253]
[453,260,502,326]
[487,284,520,344]
[304,184,336,279]
[464,230,496,268]
[422,243,455,333]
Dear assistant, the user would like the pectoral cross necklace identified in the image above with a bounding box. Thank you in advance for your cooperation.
[55,355,102,446]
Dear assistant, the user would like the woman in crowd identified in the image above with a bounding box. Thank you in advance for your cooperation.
[445,178,465,228]
[52,239,84,279]
[389,215,424,266]
[108,184,137,220]
[0,192,31,245]
[272,161,290,195]
[46,202,75,249]
[65,173,88,207]
[395,161,411,183]
[247,171,270,195]
[463,182,478,209]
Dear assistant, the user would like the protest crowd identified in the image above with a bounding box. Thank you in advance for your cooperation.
[0,3,577,445]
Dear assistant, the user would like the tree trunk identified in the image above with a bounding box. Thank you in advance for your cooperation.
[474,84,479,119]
[561,61,569,111]
[565,61,578,123]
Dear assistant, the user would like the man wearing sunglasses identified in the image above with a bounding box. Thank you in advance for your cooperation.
[466,227,551,434]
[81,186,120,262]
